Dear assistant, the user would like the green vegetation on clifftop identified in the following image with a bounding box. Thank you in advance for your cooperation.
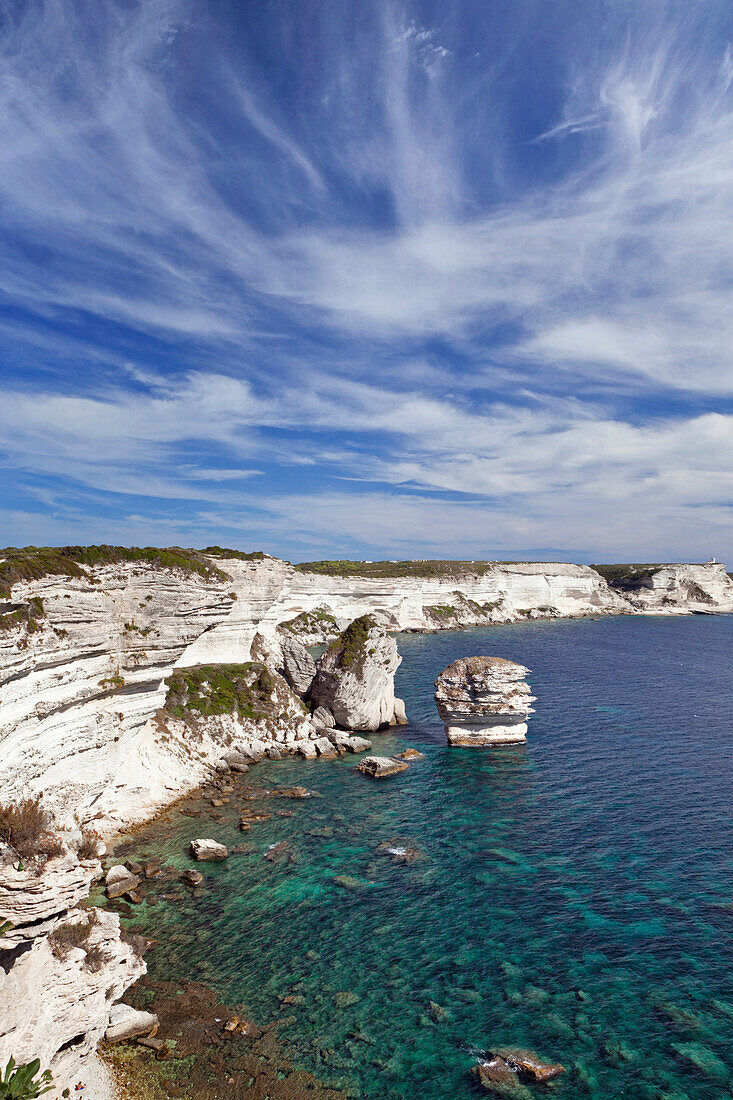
[328,614,376,674]
[0,545,238,598]
[294,560,517,578]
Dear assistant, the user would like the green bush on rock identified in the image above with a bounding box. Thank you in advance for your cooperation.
[0,1057,53,1099]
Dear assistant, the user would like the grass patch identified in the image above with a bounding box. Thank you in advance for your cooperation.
[0,545,233,598]
[164,662,278,722]
[0,798,62,865]
[294,560,521,578]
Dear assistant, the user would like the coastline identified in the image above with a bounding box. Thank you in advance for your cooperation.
[2,552,733,1094]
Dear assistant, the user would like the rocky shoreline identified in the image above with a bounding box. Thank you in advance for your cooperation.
[2,548,733,1094]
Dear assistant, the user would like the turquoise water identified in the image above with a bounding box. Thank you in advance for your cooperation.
[120,616,733,1098]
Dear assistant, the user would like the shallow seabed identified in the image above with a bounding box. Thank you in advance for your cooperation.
[115,616,733,1099]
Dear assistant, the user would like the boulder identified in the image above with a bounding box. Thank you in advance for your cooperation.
[106,1003,159,1043]
[434,656,535,746]
[106,875,141,900]
[279,633,317,696]
[106,864,135,887]
[222,752,250,773]
[312,706,335,728]
[298,741,318,759]
[345,736,372,753]
[310,616,406,730]
[189,839,227,862]
[394,748,424,760]
[313,736,338,758]
[357,756,410,778]
[181,869,204,887]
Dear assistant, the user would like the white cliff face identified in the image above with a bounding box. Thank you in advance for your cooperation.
[1,553,731,836]
[0,842,144,1097]
[434,656,535,746]
[0,843,100,948]
[0,561,235,832]
[310,619,406,731]
[623,562,733,613]
[0,908,144,1097]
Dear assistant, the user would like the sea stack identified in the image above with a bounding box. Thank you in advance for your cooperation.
[434,656,535,746]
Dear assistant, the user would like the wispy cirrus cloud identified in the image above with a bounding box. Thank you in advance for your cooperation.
[0,0,731,560]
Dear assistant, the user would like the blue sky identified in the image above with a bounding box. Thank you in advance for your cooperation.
[1,0,732,563]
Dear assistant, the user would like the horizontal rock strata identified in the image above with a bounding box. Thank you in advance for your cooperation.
[435,656,535,746]
[2,551,731,835]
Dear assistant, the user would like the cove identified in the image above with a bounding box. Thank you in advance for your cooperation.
[108,614,733,1098]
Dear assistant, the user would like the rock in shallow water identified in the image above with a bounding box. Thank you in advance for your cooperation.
[189,839,227,862]
[357,755,410,778]
[434,656,535,746]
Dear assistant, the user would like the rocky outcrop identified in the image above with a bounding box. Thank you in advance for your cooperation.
[310,617,407,731]
[0,907,144,1095]
[0,843,100,948]
[277,633,317,696]
[0,840,143,1097]
[435,656,535,746]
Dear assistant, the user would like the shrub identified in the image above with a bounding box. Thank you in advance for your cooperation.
[328,615,376,674]
[0,798,62,864]
[48,909,106,971]
[0,1057,53,1099]
[75,830,99,861]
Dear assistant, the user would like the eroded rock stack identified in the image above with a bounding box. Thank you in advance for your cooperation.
[310,616,407,731]
[434,656,535,746]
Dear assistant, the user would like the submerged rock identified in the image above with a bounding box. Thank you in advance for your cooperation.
[310,616,407,730]
[473,1047,565,1096]
[394,748,424,760]
[189,839,227,862]
[434,656,535,746]
[357,755,410,778]
[492,1047,566,1082]
[472,1056,532,1098]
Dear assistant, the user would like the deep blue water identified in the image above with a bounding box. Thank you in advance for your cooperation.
[119,615,733,1098]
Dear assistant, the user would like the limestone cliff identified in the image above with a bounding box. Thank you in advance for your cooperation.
[1,548,731,836]
[0,841,144,1097]
[435,656,535,745]
[310,616,406,730]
